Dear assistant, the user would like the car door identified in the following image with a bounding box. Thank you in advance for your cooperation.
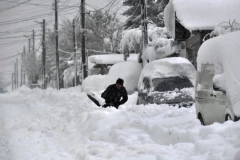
[211,89,229,123]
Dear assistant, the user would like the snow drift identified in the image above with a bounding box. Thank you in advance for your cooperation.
[1,86,240,160]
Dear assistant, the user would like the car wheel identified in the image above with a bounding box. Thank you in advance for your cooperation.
[225,114,232,121]
[198,114,205,126]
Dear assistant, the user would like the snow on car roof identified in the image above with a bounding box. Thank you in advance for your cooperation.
[88,54,138,65]
[165,0,240,32]
[138,57,196,91]
[197,31,240,116]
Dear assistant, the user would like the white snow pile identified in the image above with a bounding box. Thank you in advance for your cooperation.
[82,61,142,95]
[82,74,107,93]
[138,57,196,91]
[164,0,240,37]
[197,31,240,116]
[104,61,142,94]
[88,54,138,65]
[1,86,240,160]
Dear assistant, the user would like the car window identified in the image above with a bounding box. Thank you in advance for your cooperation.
[152,76,193,92]
[197,64,215,89]
[143,77,151,90]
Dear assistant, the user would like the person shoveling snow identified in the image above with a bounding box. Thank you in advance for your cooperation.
[87,78,128,109]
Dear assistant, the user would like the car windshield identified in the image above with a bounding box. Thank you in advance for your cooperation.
[152,76,193,92]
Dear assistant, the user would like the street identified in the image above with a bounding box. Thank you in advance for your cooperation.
[1,87,240,160]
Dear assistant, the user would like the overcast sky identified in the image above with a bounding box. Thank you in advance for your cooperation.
[0,0,126,83]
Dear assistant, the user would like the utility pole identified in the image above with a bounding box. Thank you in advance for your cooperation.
[33,29,35,58]
[16,58,18,88]
[28,38,31,53]
[73,19,77,86]
[13,62,16,89]
[55,0,60,90]
[23,46,26,86]
[140,0,148,63]
[42,19,46,89]
[21,49,23,86]
[81,0,87,79]
[12,73,14,90]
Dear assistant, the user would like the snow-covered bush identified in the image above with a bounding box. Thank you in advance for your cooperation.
[120,24,172,63]
[203,20,240,41]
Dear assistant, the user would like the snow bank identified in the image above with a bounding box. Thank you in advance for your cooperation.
[138,57,196,91]
[88,54,138,65]
[104,61,142,94]
[164,0,240,36]
[82,75,107,93]
[1,86,240,160]
[197,31,240,116]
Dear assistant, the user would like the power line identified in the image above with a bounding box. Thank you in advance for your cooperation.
[0,0,32,13]
[0,53,20,61]
[0,0,53,8]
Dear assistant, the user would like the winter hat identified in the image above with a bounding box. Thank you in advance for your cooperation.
[116,78,124,85]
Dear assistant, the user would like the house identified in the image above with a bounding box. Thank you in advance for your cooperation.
[164,0,240,68]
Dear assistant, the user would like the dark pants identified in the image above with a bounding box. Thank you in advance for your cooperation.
[103,102,119,109]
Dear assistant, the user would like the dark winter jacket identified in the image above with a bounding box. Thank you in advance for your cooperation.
[101,84,128,108]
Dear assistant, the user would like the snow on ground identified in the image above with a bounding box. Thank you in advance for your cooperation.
[1,86,240,160]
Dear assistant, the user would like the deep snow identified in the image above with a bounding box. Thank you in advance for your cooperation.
[1,86,240,160]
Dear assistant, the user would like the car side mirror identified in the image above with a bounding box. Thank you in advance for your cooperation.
[213,84,226,94]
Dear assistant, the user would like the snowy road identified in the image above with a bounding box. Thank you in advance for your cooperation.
[0,87,240,160]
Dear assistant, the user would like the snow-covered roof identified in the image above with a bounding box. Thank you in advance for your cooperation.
[138,57,196,90]
[197,31,240,116]
[165,0,240,33]
[88,54,138,65]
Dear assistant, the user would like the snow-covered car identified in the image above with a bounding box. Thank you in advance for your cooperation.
[29,84,41,89]
[196,31,240,125]
[137,57,196,107]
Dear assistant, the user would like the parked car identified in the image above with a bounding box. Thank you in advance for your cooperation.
[137,57,196,107]
[29,84,41,89]
[195,32,240,125]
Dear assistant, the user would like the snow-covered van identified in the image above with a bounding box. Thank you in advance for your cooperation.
[137,57,196,107]
[195,31,240,125]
